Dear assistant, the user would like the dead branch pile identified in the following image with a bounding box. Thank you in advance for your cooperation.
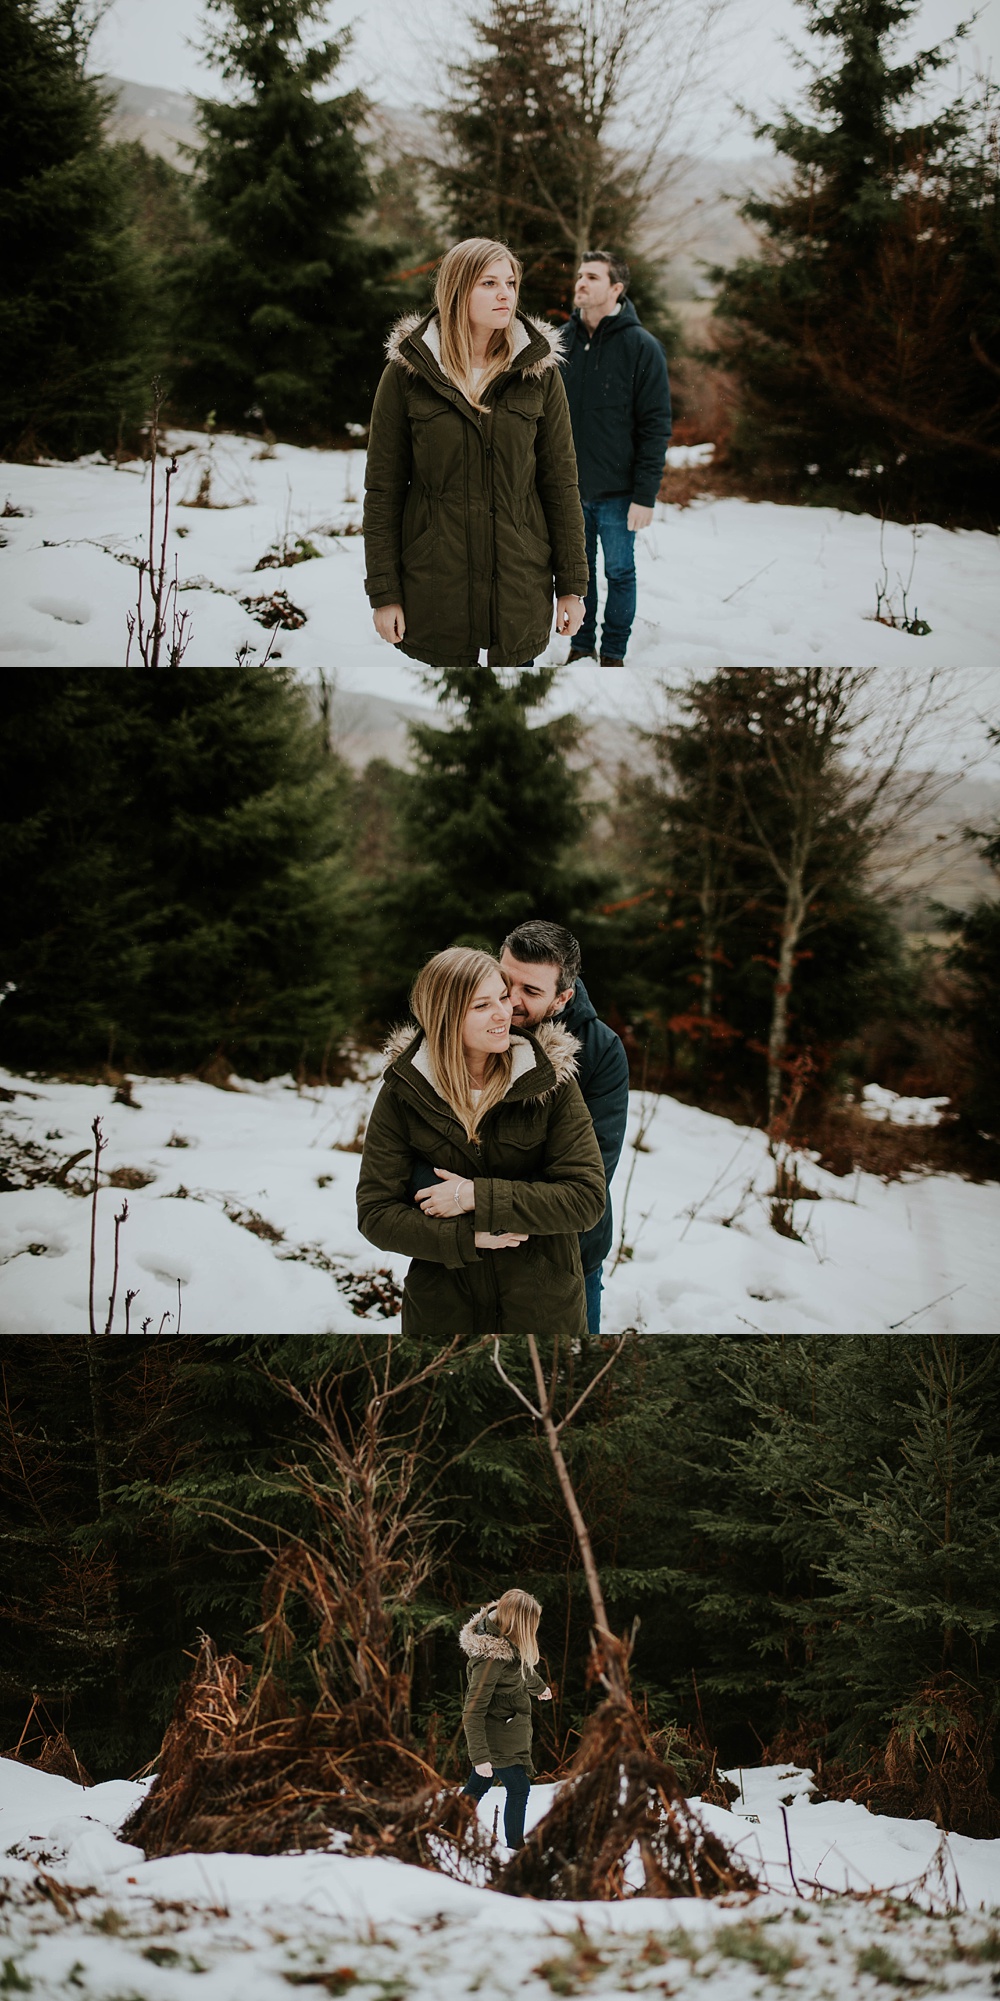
[815,1675,1000,1838]
[6,1697,93,1787]
[499,1694,757,1902]
[121,1633,493,1877]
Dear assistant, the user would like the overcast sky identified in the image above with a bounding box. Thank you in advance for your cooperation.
[91,0,999,158]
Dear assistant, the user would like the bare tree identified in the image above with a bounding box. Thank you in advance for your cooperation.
[658,667,974,1118]
[436,0,731,287]
[493,1333,631,1699]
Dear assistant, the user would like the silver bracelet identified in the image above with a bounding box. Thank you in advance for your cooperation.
[454,1179,470,1213]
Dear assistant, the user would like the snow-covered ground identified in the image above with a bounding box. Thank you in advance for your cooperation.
[1,431,998,681]
[1,1067,997,1334]
[2,1757,999,2001]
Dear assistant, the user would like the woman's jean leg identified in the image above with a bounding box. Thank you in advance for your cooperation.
[461,1763,531,1847]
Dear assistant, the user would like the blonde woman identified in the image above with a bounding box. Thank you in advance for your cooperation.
[459,1589,552,1850]
[363,237,588,668]
[355,946,605,1334]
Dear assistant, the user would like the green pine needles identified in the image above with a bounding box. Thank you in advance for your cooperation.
[170,0,396,438]
[713,0,1000,526]
[0,669,355,1077]
[358,663,607,1025]
[0,0,155,457]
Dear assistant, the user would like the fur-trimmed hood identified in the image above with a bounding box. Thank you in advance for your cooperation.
[458,1604,516,1663]
[385,307,565,381]
[380,1019,580,1103]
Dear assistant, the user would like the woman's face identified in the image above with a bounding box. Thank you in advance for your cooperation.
[462,970,514,1062]
[467,259,517,339]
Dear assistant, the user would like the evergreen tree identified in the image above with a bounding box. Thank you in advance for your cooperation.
[0,0,153,456]
[713,0,1000,525]
[688,1337,1000,1778]
[437,0,664,323]
[944,747,1000,1143]
[0,668,356,1076]
[359,665,606,1025]
[609,670,911,1114]
[438,0,582,313]
[171,0,396,438]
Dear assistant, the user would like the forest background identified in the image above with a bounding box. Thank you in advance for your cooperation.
[2,1332,998,1845]
[2,666,997,1185]
[3,0,999,528]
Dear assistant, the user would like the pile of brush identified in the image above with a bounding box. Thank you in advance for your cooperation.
[121,1634,491,1878]
[6,1696,93,1788]
[499,1649,757,1902]
[816,1675,1000,1839]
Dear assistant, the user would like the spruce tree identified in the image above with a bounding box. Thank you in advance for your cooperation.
[358,665,605,1025]
[610,670,910,1113]
[0,0,152,456]
[438,0,582,313]
[171,0,396,437]
[437,0,656,320]
[944,748,1000,1143]
[0,669,356,1076]
[713,0,1000,524]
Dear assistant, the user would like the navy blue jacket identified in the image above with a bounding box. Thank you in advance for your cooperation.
[555,979,630,1273]
[563,299,672,508]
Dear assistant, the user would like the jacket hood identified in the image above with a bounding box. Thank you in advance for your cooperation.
[569,297,641,341]
[380,1019,580,1103]
[557,977,598,1031]
[386,307,565,383]
[459,1605,517,1663]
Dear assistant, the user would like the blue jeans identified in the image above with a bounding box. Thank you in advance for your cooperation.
[462,1762,531,1848]
[578,496,636,660]
[584,1264,603,1333]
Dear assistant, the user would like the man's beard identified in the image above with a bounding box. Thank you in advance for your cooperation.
[512,999,564,1029]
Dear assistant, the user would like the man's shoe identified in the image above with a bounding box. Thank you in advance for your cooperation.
[600,653,626,666]
[567,645,596,662]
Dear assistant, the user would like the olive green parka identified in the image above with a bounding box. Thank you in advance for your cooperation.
[460,1605,548,1774]
[363,308,588,668]
[355,1021,606,1335]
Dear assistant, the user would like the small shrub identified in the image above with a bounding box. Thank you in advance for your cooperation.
[240,590,307,630]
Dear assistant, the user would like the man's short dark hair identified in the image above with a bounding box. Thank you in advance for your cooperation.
[501,920,582,994]
[580,250,630,294]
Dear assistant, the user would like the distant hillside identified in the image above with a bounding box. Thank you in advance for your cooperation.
[104,77,198,164]
[314,686,998,923]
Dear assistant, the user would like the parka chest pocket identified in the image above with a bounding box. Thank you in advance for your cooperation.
[407,397,465,488]
[503,382,544,419]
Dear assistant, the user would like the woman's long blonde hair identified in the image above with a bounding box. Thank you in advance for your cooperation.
[494,1588,542,1678]
[434,238,524,411]
[409,946,514,1142]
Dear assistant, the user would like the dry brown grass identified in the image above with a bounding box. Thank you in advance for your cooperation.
[815,1676,1000,1839]
[121,1634,491,1874]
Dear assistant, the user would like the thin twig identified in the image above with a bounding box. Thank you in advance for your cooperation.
[779,1802,803,1896]
[103,1198,129,1336]
[88,1117,106,1339]
[888,1284,966,1330]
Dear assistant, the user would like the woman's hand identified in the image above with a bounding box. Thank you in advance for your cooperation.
[474,1762,493,1777]
[537,1686,553,1701]
[415,1168,475,1218]
[555,595,585,638]
[373,603,405,645]
[475,1230,528,1250]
